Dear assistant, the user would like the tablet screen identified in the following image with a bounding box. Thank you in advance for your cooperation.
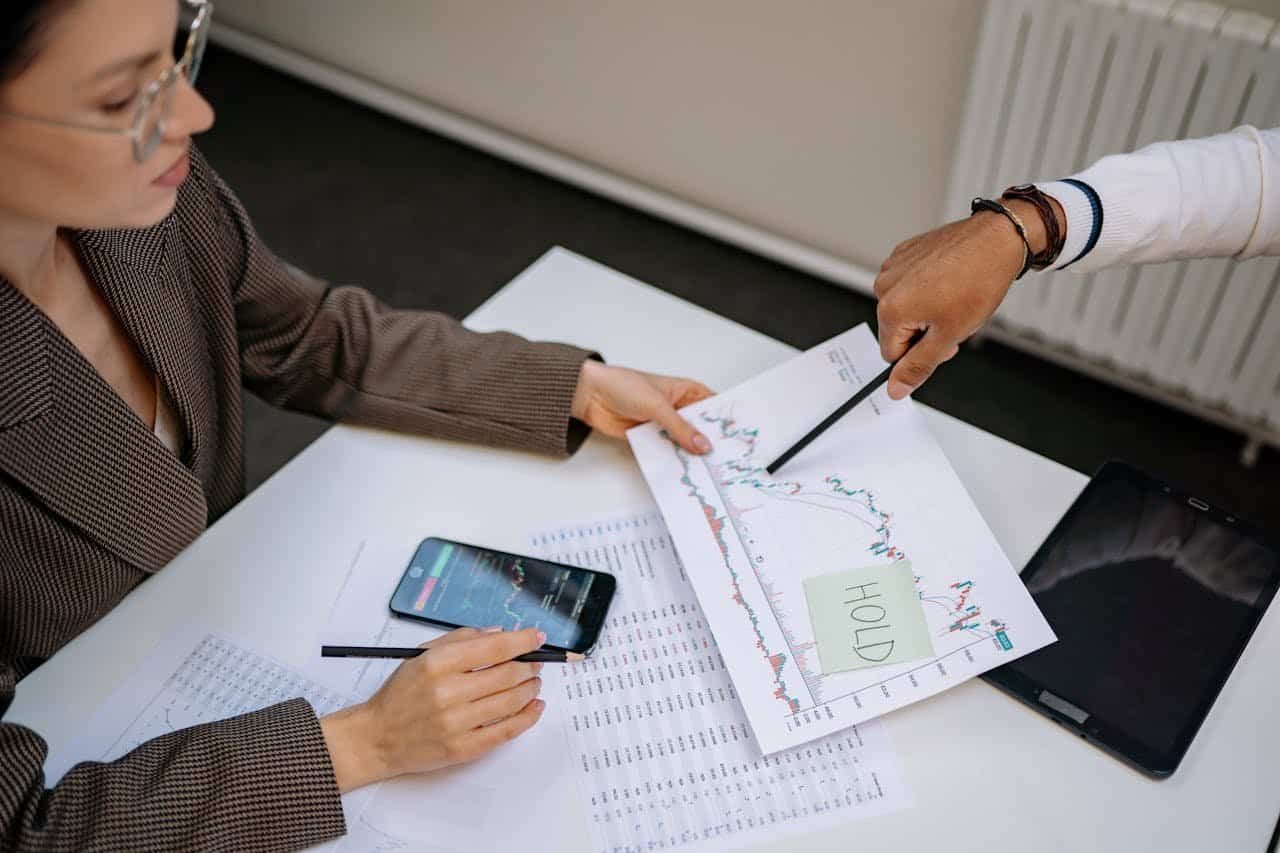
[1004,469,1278,760]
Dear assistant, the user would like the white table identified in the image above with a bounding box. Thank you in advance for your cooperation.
[9,248,1279,851]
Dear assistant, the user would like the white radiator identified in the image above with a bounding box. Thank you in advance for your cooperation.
[946,0,1280,465]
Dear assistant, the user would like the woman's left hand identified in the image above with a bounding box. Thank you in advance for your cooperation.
[571,360,716,454]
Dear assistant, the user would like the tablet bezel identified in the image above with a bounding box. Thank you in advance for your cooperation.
[982,460,1280,778]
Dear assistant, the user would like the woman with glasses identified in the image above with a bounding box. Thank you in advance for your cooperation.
[0,1,718,848]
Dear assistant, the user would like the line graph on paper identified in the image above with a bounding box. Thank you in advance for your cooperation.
[676,410,1015,718]
[628,323,1056,753]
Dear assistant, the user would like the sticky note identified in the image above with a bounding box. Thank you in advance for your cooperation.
[802,561,934,673]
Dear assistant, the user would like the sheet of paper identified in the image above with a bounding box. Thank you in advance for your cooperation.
[803,561,934,673]
[45,628,354,785]
[46,511,912,853]
[43,626,376,839]
[627,323,1056,754]
[305,537,580,853]
[530,509,912,852]
[315,527,910,852]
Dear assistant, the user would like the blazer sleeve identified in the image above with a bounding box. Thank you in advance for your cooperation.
[183,148,596,457]
[1,664,346,851]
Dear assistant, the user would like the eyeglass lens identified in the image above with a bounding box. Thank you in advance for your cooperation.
[134,3,209,161]
[134,80,175,162]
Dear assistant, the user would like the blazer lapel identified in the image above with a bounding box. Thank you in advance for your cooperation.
[74,220,217,481]
[0,225,209,574]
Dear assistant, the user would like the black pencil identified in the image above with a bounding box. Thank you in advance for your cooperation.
[764,362,895,475]
[321,644,586,663]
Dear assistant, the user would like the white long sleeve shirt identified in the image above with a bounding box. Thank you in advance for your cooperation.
[1033,125,1280,273]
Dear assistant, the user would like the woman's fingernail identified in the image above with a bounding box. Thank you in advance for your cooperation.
[888,381,913,399]
[534,662,544,675]
[693,433,712,453]
[533,699,546,712]
[483,625,503,633]
[536,630,547,645]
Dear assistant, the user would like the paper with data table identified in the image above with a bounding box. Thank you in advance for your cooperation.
[530,511,911,852]
[316,522,910,852]
[627,323,1056,754]
[43,522,909,853]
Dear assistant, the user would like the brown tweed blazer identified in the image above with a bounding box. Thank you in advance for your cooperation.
[0,148,595,851]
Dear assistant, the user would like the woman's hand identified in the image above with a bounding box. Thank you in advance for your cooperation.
[320,627,546,792]
[874,196,1061,399]
[571,359,716,454]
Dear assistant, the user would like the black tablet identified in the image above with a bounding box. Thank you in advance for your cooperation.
[983,460,1280,778]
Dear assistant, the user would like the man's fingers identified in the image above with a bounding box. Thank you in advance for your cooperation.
[887,332,954,399]
[428,627,544,673]
[653,401,712,455]
[876,294,924,365]
[874,251,906,290]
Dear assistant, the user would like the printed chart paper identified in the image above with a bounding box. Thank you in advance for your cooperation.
[627,323,1056,754]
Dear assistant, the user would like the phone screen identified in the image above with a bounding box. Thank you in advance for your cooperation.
[389,538,615,652]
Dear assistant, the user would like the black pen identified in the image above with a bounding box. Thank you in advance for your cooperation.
[321,644,586,663]
[765,362,895,476]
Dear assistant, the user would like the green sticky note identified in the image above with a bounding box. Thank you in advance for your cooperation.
[803,561,934,673]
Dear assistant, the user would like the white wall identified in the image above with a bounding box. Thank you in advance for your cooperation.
[212,0,984,272]
[211,0,1280,274]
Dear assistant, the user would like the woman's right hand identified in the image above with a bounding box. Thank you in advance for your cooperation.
[320,627,547,791]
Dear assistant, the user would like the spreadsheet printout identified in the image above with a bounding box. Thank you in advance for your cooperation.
[44,629,353,786]
[46,513,912,853]
[531,510,912,851]
[319,522,912,852]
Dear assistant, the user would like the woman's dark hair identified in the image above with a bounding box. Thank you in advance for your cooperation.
[1,0,74,83]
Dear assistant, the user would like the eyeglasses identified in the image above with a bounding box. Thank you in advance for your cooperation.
[0,0,213,163]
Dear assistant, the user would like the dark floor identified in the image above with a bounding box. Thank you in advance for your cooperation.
[196,46,1278,535]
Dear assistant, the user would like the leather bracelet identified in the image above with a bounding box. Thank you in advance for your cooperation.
[1001,183,1066,269]
[970,197,1032,280]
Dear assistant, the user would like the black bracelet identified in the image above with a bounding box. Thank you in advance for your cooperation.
[970,197,1033,280]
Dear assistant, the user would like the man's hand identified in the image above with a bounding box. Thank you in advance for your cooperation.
[874,196,1061,399]
[571,360,716,454]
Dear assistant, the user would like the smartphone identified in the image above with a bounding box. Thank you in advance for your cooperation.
[389,537,617,654]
